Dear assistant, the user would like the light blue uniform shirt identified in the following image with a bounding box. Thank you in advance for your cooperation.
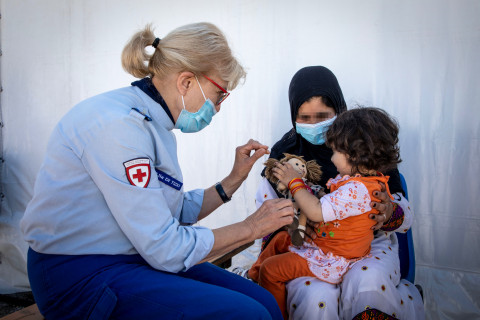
[20,86,214,272]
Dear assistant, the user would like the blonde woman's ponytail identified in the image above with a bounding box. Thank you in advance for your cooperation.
[121,23,246,90]
[121,24,157,78]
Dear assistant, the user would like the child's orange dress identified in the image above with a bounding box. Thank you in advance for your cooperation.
[249,174,393,319]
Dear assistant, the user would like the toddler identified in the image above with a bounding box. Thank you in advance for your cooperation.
[248,107,401,319]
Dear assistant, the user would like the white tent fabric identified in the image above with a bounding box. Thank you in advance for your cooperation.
[0,0,479,319]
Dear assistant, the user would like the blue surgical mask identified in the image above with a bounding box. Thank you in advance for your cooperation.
[175,76,217,133]
[295,116,337,145]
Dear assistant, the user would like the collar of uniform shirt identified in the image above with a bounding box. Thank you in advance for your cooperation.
[132,77,175,124]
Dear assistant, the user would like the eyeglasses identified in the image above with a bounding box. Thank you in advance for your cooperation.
[203,75,230,106]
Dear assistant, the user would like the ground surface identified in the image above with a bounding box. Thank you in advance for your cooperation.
[0,292,35,317]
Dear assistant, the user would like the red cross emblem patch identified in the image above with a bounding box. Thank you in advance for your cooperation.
[123,158,151,188]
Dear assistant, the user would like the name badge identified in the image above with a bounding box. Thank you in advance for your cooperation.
[155,168,183,190]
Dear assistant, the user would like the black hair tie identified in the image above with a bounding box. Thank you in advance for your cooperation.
[152,37,160,49]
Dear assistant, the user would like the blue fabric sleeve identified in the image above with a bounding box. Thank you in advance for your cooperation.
[180,189,204,225]
[81,117,214,272]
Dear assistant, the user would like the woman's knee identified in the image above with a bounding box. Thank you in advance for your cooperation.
[345,260,400,292]
[235,300,274,320]
[209,292,275,320]
[287,278,340,320]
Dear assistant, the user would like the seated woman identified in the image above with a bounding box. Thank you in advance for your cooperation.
[20,22,294,320]
[254,66,425,319]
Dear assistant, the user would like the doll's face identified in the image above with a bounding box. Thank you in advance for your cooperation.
[286,158,307,177]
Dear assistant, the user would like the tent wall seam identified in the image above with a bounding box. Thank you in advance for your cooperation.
[0,3,4,216]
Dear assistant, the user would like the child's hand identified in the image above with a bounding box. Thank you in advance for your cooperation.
[272,162,302,187]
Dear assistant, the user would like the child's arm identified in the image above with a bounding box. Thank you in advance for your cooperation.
[290,188,324,222]
[272,162,325,222]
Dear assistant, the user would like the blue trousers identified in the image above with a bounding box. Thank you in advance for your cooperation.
[27,248,282,320]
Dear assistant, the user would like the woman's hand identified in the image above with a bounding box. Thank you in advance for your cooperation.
[229,139,269,184]
[303,219,319,243]
[369,182,393,230]
[205,198,294,263]
[272,162,302,187]
[199,140,268,220]
[244,198,295,239]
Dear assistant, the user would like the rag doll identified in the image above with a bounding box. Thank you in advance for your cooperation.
[264,153,323,246]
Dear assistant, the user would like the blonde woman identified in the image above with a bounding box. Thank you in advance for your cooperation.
[20,23,292,320]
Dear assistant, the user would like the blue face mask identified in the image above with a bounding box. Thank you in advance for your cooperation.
[295,116,337,145]
[175,76,217,133]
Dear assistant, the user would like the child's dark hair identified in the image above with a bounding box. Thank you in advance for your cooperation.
[325,107,401,175]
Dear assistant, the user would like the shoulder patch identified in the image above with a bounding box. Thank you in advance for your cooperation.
[124,158,151,188]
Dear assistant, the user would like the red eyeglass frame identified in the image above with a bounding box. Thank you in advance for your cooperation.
[203,75,230,105]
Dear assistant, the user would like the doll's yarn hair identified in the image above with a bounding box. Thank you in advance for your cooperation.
[325,107,401,175]
[264,153,322,187]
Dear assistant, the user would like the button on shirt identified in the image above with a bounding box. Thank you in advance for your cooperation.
[20,86,214,272]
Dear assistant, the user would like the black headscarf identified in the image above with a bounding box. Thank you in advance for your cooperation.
[265,66,403,194]
[287,66,347,127]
